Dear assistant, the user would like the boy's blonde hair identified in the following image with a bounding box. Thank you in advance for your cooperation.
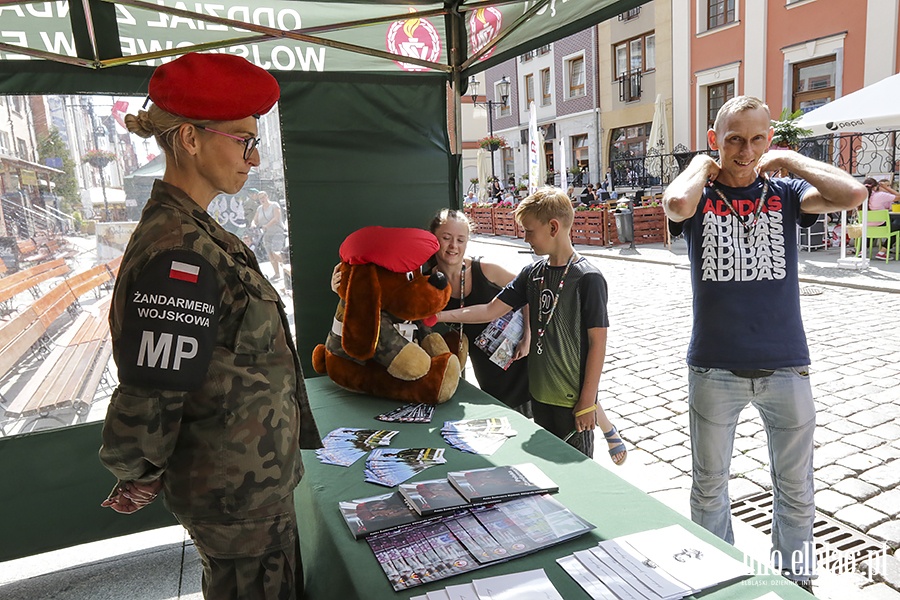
[514,187,574,229]
[712,95,770,135]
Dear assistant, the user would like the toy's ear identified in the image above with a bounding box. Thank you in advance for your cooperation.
[341,263,380,360]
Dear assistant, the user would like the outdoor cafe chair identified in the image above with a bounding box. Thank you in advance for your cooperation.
[855,209,900,262]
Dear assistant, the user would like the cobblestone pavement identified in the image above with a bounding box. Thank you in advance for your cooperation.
[468,235,900,599]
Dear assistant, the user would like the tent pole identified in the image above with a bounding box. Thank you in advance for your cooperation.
[448,3,466,210]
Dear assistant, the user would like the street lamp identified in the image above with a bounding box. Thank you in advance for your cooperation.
[469,75,511,190]
[94,124,111,222]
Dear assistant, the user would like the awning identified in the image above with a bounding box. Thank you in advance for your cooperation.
[0,154,65,175]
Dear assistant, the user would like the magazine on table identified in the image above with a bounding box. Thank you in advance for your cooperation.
[367,494,594,591]
[399,478,469,516]
[473,308,525,369]
[338,491,421,539]
[447,463,559,503]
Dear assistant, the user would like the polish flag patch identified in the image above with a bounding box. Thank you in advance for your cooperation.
[169,260,200,283]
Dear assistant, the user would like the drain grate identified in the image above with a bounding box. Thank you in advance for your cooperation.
[731,491,887,573]
[800,286,824,296]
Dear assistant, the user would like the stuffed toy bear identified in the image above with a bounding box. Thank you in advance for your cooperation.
[312,226,461,404]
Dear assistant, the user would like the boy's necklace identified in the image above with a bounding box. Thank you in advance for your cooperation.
[535,252,576,355]
[711,178,769,235]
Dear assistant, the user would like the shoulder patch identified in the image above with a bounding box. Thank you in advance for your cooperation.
[117,249,219,391]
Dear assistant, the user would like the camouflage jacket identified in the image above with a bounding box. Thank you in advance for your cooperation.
[100,180,321,519]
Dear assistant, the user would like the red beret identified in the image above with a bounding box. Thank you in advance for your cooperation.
[149,53,279,121]
[340,227,439,273]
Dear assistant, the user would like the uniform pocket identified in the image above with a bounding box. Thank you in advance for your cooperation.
[233,270,282,355]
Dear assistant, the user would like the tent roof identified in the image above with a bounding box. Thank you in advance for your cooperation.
[1,0,646,80]
[797,73,900,136]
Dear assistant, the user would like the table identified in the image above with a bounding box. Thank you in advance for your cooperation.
[296,377,810,599]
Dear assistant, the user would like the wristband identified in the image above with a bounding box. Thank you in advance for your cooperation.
[574,404,597,418]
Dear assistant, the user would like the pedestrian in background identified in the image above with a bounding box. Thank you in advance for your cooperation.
[251,190,287,281]
[100,52,321,600]
[663,95,866,593]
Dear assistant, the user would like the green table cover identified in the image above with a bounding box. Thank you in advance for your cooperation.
[297,376,809,599]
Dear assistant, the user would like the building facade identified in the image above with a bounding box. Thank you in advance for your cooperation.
[673,0,900,151]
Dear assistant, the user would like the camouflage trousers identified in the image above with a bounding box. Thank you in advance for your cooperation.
[177,495,304,600]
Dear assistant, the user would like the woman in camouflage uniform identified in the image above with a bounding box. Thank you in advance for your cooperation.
[99,52,320,600]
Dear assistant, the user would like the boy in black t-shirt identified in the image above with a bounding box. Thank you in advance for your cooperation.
[437,188,625,464]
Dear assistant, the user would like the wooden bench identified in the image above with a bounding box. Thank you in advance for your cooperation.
[1,257,121,418]
[6,301,112,418]
[16,239,37,258]
[0,258,71,309]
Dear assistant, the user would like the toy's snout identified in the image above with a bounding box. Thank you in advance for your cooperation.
[428,270,448,291]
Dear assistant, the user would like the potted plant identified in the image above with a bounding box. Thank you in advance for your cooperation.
[771,108,813,150]
[469,177,479,185]
[478,135,508,152]
[82,148,117,169]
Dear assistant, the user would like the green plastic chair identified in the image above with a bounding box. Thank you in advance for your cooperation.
[855,209,900,262]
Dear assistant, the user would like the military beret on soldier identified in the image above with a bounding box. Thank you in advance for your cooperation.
[149,52,280,121]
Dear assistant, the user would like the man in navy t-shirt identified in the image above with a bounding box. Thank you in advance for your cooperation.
[663,96,866,594]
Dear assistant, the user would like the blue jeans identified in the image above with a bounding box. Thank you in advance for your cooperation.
[688,366,816,581]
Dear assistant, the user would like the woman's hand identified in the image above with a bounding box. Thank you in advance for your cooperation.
[330,264,341,293]
[101,479,163,514]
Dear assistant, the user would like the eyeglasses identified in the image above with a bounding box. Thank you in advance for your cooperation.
[193,124,260,160]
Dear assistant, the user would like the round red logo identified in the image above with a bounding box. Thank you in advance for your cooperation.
[469,8,502,61]
[386,11,441,72]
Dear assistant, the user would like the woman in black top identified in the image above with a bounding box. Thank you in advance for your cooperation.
[427,209,532,416]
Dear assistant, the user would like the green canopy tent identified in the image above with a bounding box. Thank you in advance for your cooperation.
[0,0,644,561]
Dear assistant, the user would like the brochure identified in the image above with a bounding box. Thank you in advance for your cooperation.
[399,478,470,517]
[376,403,435,423]
[473,309,525,369]
[557,524,754,600]
[338,491,421,539]
[447,463,559,503]
[364,447,447,487]
[315,427,399,467]
[367,494,594,591]
[441,417,517,455]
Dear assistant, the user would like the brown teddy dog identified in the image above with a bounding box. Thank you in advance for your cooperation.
[312,226,461,404]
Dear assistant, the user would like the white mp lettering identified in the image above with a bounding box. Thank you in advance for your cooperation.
[137,331,199,370]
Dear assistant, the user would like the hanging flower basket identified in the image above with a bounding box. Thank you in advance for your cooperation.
[478,135,508,152]
[82,149,116,169]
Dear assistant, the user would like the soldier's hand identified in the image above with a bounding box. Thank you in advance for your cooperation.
[101,480,162,514]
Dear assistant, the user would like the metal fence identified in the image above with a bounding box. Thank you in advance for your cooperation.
[606,129,900,192]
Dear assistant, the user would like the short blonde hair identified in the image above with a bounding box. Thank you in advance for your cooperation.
[124,104,215,165]
[712,96,770,134]
[515,187,573,229]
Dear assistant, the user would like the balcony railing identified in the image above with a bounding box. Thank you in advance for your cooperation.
[618,69,642,103]
[618,8,641,21]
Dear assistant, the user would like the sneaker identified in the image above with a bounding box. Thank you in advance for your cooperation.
[875,249,887,260]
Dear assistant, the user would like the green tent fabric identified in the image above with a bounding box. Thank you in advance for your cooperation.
[0,0,646,562]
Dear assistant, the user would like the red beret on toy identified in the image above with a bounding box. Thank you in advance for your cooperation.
[340,226,439,272]
[149,53,279,121]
